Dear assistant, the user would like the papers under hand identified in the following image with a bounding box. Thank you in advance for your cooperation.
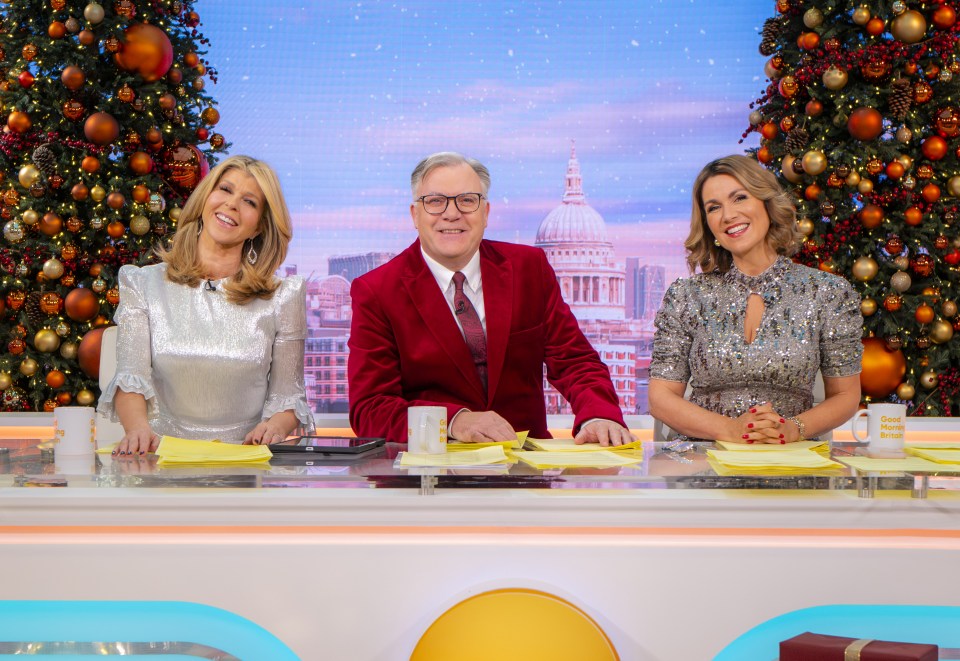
[399,445,510,467]
[155,436,272,466]
[446,431,529,452]
[512,450,642,469]
[714,439,828,454]
[526,437,643,452]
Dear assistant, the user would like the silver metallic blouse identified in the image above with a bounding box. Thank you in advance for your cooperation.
[98,263,315,443]
[650,256,863,429]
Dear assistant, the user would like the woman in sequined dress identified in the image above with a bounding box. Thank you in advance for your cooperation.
[98,155,314,454]
[648,155,862,443]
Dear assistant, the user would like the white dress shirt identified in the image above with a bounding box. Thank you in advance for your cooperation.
[421,248,486,337]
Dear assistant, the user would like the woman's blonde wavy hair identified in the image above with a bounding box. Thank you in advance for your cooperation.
[158,155,293,305]
[685,154,802,274]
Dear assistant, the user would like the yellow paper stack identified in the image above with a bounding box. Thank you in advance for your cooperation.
[512,450,642,469]
[706,448,843,476]
[155,436,272,467]
[399,445,512,467]
[905,447,960,464]
[525,437,643,452]
[446,431,530,453]
[714,439,830,456]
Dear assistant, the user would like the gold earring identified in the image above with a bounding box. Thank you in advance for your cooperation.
[713,239,720,247]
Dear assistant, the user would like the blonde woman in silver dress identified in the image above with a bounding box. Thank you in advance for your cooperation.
[98,155,314,454]
[648,155,862,443]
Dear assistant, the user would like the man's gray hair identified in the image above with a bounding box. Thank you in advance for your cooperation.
[410,152,491,198]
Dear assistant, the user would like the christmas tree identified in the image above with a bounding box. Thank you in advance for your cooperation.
[0,0,223,412]
[748,0,960,415]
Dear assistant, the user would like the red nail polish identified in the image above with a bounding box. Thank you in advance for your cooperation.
[742,434,749,439]
[779,433,784,439]
[747,423,754,429]
[780,440,786,444]
[779,418,786,423]
[750,408,756,413]
[746,440,754,444]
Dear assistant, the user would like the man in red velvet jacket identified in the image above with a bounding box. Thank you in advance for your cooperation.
[348,152,633,445]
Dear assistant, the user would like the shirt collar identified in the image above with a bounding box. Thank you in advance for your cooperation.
[421,248,482,293]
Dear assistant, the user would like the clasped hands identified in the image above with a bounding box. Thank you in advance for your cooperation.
[450,410,634,446]
[721,402,800,444]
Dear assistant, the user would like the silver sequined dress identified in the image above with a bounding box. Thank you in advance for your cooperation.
[650,256,862,433]
[98,263,315,443]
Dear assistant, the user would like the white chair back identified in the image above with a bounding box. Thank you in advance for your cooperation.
[95,326,124,444]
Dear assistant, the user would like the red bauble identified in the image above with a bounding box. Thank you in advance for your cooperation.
[946,249,960,265]
[114,23,173,82]
[84,111,119,145]
[860,337,906,399]
[160,144,209,195]
[922,135,948,160]
[64,288,99,322]
[78,327,107,380]
[18,71,35,88]
[847,107,884,141]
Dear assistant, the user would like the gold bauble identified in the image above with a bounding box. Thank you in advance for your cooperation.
[90,185,106,202]
[931,319,954,344]
[852,6,871,25]
[802,150,828,176]
[59,341,78,360]
[169,205,182,221]
[42,258,64,280]
[0,372,11,390]
[891,9,928,44]
[804,7,824,28]
[797,218,815,236]
[18,164,41,188]
[857,178,874,194]
[920,370,939,390]
[19,358,38,376]
[130,215,151,235]
[861,298,878,316]
[893,255,910,271]
[76,388,96,406]
[22,209,39,226]
[891,271,912,292]
[948,176,960,197]
[823,66,849,90]
[942,300,958,317]
[852,256,879,281]
[782,155,804,184]
[845,171,861,186]
[34,328,61,353]
[897,382,916,400]
[896,154,913,171]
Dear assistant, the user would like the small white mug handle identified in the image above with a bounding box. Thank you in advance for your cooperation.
[851,409,871,443]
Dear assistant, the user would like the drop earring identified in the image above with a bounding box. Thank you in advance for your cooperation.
[197,219,203,237]
[246,239,258,265]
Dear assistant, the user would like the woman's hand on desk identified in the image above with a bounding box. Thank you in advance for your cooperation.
[244,411,299,445]
[720,402,794,444]
[114,425,160,455]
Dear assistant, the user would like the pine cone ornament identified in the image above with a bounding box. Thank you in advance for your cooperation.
[31,144,57,177]
[759,17,786,56]
[24,292,44,327]
[785,127,809,152]
[888,78,912,121]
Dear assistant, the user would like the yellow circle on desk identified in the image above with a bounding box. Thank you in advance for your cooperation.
[411,588,618,661]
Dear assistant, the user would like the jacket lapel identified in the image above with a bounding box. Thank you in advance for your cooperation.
[400,244,487,399]
[480,242,513,403]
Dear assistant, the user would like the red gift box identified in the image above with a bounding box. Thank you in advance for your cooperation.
[780,632,938,660]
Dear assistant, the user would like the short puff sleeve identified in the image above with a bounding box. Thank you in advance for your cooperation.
[649,278,694,384]
[818,275,864,378]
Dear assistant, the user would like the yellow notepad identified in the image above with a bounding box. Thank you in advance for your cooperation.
[526,437,642,452]
[447,431,529,452]
[155,436,272,466]
[714,439,827,453]
[512,450,642,469]
[399,445,509,467]
[837,456,960,473]
[904,447,960,465]
[707,449,842,470]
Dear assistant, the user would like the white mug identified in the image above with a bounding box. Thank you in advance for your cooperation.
[851,403,906,452]
[53,406,96,457]
[407,406,447,454]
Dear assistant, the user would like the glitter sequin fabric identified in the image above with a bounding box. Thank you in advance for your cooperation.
[650,256,863,431]
[98,263,314,442]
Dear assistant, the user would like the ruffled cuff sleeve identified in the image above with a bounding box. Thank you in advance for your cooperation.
[261,277,315,432]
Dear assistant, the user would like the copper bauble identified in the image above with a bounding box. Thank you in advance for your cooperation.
[884,293,903,312]
[922,136,948,161]
[209,134,225,149]
[77,326,106,379]
[106,192,125,210]
[46,369,66,389]
[39,212,62,237]
[160,144,209,195]
[885,236,904,255]
[79,29,95,46]
[860,204,884,229]
[892,9,927,43]
[782,155,803,184]
[6,291,26,311]
[114,23,173,82]
[861,298,878,316]
[933,5,957,29]
[847,107,884,140]
[117,83,135,103]
[913,81,934,104]
[861,337,907,399]
[84,112,119,145]
[852,256,879,281]
[71,182,89,201]
[61,65,85,90]
[131,184,150,204]
[106,221,125,238]
[39,292,62,315]
[64,288,99,322]
[128,151,153,176]
[897,383,916,400]
[62,100,84,121]
[201,107,220,125]
[911,254,935,277]
[916,303,935,324]
[8,339,25,355]
[7,111,32,133]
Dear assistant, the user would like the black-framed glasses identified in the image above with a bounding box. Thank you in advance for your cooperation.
[416,192,484,215]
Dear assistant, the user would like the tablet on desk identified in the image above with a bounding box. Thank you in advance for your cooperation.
[269,436,386,454]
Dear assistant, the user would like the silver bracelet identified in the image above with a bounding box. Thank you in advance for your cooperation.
[788,416,805,440]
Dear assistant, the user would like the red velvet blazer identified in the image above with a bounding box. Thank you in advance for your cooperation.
[348,239,625,442]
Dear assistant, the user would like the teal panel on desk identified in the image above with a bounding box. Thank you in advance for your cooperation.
[0,601,299,660]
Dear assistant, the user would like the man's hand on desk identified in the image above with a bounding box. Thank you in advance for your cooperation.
[574,419,635,447]
[449,410,517,443]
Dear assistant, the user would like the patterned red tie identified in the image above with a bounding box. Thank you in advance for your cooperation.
[452,271,487,390]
